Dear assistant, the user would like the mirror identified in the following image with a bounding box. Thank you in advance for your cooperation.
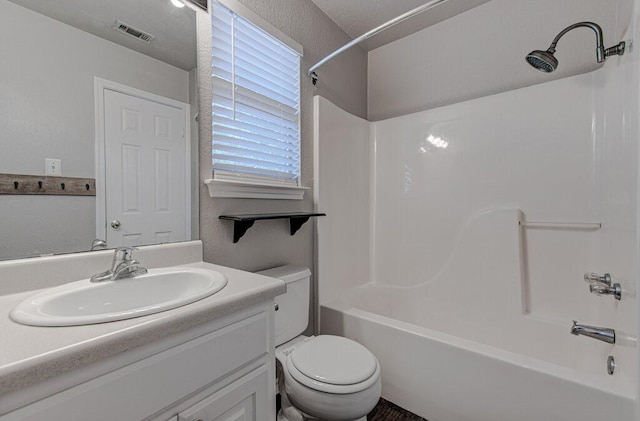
[0,0,198,261]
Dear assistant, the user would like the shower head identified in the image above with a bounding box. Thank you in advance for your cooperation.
[525,49,558,73]
[526,22,625,73]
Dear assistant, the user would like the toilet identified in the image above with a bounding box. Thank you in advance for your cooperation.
[257,265,381,421]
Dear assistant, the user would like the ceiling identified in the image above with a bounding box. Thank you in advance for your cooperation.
[310,0,492,51]
[8,0,197,71]
[10,0,492,69]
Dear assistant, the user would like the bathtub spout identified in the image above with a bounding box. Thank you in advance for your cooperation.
[571,321,615,344]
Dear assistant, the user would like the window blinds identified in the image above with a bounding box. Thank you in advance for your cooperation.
[212,2,301,186]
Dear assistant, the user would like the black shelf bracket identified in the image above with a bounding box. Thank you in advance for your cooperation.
[219,212,326,243]
[232,220,255,244]
[290,216,310,236]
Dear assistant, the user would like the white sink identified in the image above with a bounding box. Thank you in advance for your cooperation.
[10,268,228,327]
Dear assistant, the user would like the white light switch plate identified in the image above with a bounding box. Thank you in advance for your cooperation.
[45,158,61,175]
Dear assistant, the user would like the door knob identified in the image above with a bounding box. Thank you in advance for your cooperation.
[110,220,121,229]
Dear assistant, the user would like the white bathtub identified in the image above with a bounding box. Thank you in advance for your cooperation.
[318,208,637,420]
[321,284,636,421]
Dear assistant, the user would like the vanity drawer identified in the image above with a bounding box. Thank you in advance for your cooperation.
[3,311,269,421]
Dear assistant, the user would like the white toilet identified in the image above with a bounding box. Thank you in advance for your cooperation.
[257,265,381,421]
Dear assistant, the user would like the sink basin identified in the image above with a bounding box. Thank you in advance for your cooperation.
[10,268,228,326]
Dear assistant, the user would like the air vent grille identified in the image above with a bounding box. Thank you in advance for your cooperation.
[112,20,155,44]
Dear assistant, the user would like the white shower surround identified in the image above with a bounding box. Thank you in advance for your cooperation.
[320,209,635,420]
[314,33,639,419]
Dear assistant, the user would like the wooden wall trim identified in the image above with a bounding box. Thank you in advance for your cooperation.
[0,174,96,196]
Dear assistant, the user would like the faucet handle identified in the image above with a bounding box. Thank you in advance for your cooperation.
[589,281,622,300]
[584,272,612,286]
[114,246,139,260]
[109,246,139,271]
[589,282,609,295]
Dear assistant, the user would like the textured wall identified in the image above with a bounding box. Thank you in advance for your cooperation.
[197,0,367,330]
[368,0,633,120]
[197,2,367,266]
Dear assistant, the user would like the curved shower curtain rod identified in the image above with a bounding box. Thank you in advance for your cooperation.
[308,0,451,85]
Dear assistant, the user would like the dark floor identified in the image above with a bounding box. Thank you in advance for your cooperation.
[367,398,427,421]
[277,395,425,420]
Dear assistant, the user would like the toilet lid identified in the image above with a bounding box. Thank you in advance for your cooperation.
[289,335,378,385]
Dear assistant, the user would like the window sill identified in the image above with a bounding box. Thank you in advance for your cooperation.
[204,179,308,200]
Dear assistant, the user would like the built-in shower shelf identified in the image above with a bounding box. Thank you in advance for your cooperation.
[219,212,326,243]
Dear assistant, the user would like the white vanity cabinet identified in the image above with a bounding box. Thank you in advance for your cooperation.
[2,303,276,421]
[176,364,269,421]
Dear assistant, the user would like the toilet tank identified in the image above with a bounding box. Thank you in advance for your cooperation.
[256,265,311,346]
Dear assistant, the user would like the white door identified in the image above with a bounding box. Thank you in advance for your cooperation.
[103,88,188,247]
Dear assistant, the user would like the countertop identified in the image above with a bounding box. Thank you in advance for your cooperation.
[0,260,285,398]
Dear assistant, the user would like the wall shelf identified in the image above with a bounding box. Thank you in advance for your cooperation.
[0,173,96,196]
[219,212,326,243]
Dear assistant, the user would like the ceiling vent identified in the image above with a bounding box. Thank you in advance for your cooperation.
[112,20,155,44]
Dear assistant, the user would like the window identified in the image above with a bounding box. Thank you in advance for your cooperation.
[208,0,304,199]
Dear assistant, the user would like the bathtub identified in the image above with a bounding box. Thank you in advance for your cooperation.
[321,283,636,421]
[317,208,637,420]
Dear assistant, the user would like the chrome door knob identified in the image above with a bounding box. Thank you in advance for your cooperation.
[110,220,121,229]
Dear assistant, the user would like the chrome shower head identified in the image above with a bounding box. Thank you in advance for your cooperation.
[525,49,558,73]
[526,22,625,73]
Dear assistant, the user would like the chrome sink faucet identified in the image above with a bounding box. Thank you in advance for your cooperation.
[571,320,616,344]
[90,238,108,251]
[90,246,148,283]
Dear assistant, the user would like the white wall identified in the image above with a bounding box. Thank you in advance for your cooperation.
[313,96,371,310]
[363,1,639,406]
[372,65,636,363]
[0,0,190,260]
[314,0,640,415]
[368,0,633,120]
[316,62,639,416]
[196,0,368,332]
[630,1,640,418]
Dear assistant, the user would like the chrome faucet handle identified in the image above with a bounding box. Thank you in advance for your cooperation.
[114,246,139,260]
[92,247,144,282]
[112,258,147,280]
[109,247,139,271]
[584,273,612,286]
[589,281,622,300]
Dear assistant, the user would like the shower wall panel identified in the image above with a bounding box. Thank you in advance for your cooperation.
[370,66,637,362]
[313,96,372,308]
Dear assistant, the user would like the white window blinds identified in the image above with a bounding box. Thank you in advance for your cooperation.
[212,2,301,186]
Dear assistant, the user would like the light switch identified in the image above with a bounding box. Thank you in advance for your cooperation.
[45,158,61,175]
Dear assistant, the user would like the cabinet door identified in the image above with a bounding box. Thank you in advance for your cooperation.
[178,365,269,421]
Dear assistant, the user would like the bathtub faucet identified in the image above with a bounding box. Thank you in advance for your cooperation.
[570,320,615,344]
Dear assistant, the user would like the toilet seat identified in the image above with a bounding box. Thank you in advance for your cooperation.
[285,335,381,394]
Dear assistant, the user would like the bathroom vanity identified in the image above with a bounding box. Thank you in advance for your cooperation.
[0,241,285,421]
